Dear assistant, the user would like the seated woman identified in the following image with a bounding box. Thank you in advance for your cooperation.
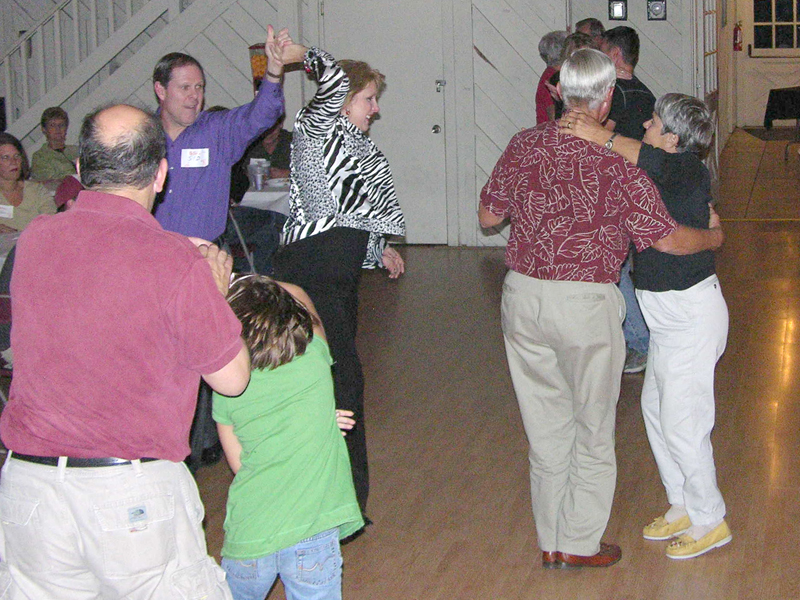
[30,107,79,188]
[0,133,57,233]
[561,94,731,560]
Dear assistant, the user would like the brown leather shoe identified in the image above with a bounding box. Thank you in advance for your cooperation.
[542,551,560,569]
[557,543,622,569]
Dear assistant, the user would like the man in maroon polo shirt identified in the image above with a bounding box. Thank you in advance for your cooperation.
[479,49,723,570]
[0,104,250,598]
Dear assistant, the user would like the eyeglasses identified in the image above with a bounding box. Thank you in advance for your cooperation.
[0,154,22,163]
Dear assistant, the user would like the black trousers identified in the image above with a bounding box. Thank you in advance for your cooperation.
[273,227,370,513]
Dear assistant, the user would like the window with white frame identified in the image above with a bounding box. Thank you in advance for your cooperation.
[752,0,800,55]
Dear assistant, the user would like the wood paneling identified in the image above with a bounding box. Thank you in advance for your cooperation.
[472,0,565,247]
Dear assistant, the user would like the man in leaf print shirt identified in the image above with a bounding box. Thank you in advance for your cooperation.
[479,49,723,570]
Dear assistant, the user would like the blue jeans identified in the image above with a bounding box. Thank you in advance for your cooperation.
[221,528,342,600]
[619,253,649,354]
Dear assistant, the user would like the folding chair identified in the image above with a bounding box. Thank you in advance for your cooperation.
[228,208,257,274]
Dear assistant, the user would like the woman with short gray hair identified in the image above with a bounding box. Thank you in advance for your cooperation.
[536,31,567,124]
[560,93,731,561]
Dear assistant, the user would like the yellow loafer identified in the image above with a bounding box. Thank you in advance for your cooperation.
[666,520,732,559]
[643,514,691,541]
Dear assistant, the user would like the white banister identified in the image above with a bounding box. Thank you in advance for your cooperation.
[54,10,63,81]
[90,0,98,53]
[20,45,29,112]
[72,0,80,69]
[2,0,229,141]
[37,32,46,101]
[3,61,11,121]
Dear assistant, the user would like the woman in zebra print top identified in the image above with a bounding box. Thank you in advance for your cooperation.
[273,46,405,519]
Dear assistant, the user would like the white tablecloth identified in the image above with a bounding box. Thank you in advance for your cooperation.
[239,180,290,215]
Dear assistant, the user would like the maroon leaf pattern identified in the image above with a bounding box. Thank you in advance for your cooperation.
[478,122,676,283]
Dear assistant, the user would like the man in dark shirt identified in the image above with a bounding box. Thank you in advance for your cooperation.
[601,25,656,373]
[224,117,292,275]
[230,116,292,203]
[602,26,656,140]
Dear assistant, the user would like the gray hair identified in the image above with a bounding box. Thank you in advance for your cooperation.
[538,31,568,68]
[559,48,616,111]
[79,104,166,191]
[654,93,714,155]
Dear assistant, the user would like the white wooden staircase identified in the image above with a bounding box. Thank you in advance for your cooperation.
[1,0,288,149]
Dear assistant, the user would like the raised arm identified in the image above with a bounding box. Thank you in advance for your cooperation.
[263,25,291,83]
[294,48,350,138]
[560,110,642,165]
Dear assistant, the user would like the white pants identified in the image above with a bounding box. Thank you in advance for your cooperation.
[0,456,232,600]
[637,274,728,526]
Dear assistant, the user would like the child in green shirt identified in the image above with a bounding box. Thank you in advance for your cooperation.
[213,275,364,600]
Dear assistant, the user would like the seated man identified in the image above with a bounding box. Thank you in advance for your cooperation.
[230,115,292,201]
[30,107,78,185]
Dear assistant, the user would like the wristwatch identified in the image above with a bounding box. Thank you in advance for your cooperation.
[605,133,619,150]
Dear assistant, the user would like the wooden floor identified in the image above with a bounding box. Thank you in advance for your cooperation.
[196,129,800,599]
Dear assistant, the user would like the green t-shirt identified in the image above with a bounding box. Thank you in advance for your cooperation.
[213,336,363,559]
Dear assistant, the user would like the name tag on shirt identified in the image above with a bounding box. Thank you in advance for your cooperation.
[181,148,209,168]
[0,206,13,219]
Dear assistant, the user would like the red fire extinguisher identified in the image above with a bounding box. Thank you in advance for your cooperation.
[733,20,743,51]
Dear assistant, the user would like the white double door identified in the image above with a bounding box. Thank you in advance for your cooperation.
[320,0,449,243]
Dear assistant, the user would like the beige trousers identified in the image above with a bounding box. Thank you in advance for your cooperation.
[501,271,626,556]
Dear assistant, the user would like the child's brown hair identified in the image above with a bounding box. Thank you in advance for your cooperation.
[227,275,319,370]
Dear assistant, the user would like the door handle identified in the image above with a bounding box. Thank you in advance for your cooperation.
[431,125,441,134]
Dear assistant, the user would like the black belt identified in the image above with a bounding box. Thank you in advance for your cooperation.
[10,453,160,468]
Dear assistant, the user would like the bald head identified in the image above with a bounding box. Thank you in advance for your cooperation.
[79,104,166,192]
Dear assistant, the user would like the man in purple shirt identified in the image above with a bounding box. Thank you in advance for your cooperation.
[153,27,290,469]
[153,26,290,241]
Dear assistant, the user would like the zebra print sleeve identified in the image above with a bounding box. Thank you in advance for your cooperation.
[297,48,350,140]
[363,232,387,269]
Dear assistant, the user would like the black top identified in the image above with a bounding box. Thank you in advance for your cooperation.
[634,144,716,292]
[230,128,293,203]
[608,76,656,141]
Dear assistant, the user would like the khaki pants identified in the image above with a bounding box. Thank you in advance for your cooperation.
[501,271,625,556]
[0,456,232,599]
